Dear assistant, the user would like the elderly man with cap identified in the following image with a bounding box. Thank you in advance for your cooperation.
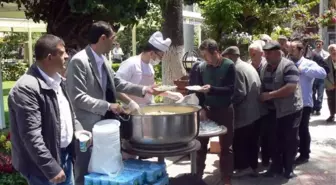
[259,40,303,179]
[248,41,272,167]
[223,46,263,177]
[189,39,235,185]
[324,44,336,123]
[248,40,267,74]
[116,31,183,104]
[278,35,290,57]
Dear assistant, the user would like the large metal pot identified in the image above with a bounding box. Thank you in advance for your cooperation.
[129,103,201,146]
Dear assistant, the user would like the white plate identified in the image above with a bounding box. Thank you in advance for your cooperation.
[185,85,202,91]
[154,85,177,92]
[199,120,221,132]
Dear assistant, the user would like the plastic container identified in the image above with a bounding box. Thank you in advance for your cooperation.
[146,175,169,185]
[84,173,100,185]
[89,119,123,176]
[85,169,144,185]
[124,159,166,183]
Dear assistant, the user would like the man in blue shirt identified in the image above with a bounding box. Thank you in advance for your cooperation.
[288,40,327,165]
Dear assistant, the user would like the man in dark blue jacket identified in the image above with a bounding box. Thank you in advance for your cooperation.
[8,34,89,185]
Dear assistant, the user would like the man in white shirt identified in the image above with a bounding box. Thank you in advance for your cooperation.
[112,42,124,62]
[8,34,89,185]
[116,31,183,105]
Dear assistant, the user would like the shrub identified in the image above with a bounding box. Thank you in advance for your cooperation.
[0,131,27,185]
[112,63,120,72]
[1,62,28,81]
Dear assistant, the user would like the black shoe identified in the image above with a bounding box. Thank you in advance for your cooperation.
[326,116,335,123]
[249,169,259,178]
[284,171,297,179]
[262,161,270,167]
[295,156,309,165]
[263,169,282,178]
[263,170,277,178]
[316,111,321,116]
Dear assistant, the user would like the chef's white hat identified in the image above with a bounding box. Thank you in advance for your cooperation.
[148,31,172,52]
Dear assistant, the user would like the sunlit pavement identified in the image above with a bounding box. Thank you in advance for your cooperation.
[165,94,336,184]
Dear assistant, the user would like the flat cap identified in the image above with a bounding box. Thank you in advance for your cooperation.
[278,35,288,41]
[263,40,281,51]
[222,46,240,56]
[261,34,272,42]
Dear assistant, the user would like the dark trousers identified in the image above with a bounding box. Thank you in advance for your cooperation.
[233,122,259,170]
[298,107,312,158]
[196,105,234,177]
[270,110,302,173]
[312,79,324,112]
[260,111,277,165]
[326,89,336,117]
[22,149,74,185]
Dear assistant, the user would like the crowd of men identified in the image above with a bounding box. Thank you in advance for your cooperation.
[6,18,336,185]
[189,35,335,185]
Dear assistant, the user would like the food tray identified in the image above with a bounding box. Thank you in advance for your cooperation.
[124,159,166,183]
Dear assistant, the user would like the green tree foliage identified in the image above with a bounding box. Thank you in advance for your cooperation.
[199,0,293,41]
[0,0,206,50]
[199,0,243,41]
[289,0,320,32]
[0,0,158,49]
[116,3,163,56]
[199,0,319,43]
[0,32,41,59]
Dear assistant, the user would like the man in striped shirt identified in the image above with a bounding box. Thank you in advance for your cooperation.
[259,41,303,179]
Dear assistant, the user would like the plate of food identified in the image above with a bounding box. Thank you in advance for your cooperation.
[154,85,177,92]
[185,85,202,91]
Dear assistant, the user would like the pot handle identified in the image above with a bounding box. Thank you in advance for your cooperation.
[117,114,131,122]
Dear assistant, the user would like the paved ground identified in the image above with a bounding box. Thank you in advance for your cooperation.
[164,94,336,184]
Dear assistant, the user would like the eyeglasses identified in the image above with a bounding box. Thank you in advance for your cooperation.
[154,51,164,60]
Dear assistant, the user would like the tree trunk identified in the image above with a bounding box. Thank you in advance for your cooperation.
[161,0,186,86]
[161,0,186,103]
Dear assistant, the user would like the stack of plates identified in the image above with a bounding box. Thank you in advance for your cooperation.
[199,120,225,136]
